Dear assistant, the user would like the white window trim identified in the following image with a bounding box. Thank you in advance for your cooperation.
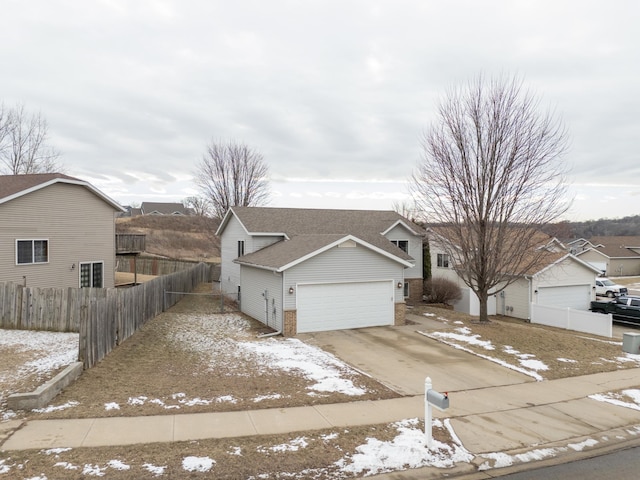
[437,253,450,268]
[16,239,49,265]
[79,261,104,288]
[391,239,409,253]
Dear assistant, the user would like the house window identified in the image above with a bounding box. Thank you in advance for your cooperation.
[237,240,245,257]
[391,240,409,253]
[80,262,103,288]
[16,239,49,264]
[403,282,410,298]
[437,253,450,268]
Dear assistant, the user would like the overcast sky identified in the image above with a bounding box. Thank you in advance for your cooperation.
[1,0,638,221]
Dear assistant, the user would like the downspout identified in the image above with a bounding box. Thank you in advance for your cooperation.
[259,271,283,338]
[526,275,532,323]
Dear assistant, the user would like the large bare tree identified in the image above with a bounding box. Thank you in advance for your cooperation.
[0,103,62,175]
[194,140,270,219]
[411,75,570,323]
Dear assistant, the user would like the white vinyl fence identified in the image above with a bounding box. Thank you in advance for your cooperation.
[530,303,612,338]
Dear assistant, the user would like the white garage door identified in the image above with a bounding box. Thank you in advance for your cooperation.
[537,285,591,310]
[297,281,394,333]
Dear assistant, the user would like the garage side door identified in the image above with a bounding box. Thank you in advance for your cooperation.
[297,281,393,333]
[537,285,591,310]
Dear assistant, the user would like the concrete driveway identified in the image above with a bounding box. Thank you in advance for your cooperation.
[299,313,533,396]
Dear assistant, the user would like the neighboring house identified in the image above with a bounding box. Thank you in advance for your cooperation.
[428,229,600,320]
[574,236,640,276]
[0,173,125,289]
[216,206,426,335]
[140,202,193,216]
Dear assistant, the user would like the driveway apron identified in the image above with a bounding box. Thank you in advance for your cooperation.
[298,314,533,396]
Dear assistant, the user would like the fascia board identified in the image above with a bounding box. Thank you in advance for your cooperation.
[277,234,414,272]
[0,178,125,211]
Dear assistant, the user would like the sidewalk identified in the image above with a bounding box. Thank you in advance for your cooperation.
[3,369,639,462]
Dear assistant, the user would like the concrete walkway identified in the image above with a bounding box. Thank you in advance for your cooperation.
[2,368,640,458]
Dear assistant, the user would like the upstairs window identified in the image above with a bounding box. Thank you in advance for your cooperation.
[237,240,245,257]
[16,239,49,264]
[437,253,450,268]
[391,240,409,253]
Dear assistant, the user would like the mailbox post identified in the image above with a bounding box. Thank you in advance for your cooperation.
[425,376,449,447]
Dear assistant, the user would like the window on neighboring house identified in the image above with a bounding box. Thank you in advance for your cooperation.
[16,239,49,264]
[391,240,409,253]
[80,261,103,288]
[437,253,450,268]
[237,240,245,257]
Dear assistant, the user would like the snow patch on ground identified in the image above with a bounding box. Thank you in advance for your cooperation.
[589,389,640,411]
[182,456,215,472]
[238,338,367,396]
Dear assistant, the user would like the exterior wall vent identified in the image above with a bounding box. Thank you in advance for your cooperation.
[338,239,357,248]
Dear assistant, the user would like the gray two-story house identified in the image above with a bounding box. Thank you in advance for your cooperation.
[216,207,425,335]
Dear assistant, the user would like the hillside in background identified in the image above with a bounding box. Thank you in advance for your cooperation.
[560,215,640,239]
[116,215,220,262]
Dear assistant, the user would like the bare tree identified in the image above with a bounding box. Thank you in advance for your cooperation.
[411,75,570,323]
[194,140,270,219]
[183,195,212,217]
[0,103,62,175]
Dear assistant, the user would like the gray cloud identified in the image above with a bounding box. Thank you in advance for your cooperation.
[1,0,638,220]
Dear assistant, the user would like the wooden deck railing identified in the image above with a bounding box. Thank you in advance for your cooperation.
[115,234,146,254]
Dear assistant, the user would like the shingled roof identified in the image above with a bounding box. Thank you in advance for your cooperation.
[219,206,425,237]
[585,236,640,258]
[221,206,424,271]
[0,173,124,211]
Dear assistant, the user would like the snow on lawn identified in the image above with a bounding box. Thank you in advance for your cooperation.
[238,337,367,396]
[419,327,547,381]
[589,388,640,411]
[0,329,78,421]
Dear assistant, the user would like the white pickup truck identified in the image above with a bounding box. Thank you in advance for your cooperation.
[595,278,628,298]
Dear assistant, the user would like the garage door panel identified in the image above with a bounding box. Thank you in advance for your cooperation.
[537,285,590,310]
[297,281,393,333]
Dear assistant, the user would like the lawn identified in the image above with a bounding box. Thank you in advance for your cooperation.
[2,285,640,479]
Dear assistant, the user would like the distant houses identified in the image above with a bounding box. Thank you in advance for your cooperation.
[120,202,194,217]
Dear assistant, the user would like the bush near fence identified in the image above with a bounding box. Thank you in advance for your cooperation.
[0,263,211,369]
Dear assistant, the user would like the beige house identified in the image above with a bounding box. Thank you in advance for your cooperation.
[0,173,124,289]
[428,230,600,319]
[572,236,640,276]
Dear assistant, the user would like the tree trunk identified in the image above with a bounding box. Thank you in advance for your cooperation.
[478,291,489,323]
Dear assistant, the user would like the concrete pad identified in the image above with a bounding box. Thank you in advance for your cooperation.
[315,396,425,427]
[1,418,94,451]
[248,406,332,435]
[82,416,174,447]
[300,326,531,397]
[174,411,257,441]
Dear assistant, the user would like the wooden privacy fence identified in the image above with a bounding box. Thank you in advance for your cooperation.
[0,263,211,369]
[116,256,220,281]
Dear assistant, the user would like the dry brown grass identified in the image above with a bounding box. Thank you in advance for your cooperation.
[411,304,637,380]
[116,215,220,261]
[33,284,398,421]
[1,420,459,479]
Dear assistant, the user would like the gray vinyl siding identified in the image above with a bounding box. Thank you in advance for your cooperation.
[219,216,285,294]
[219,215,250,294]
[384,224,422,280]
[0,183,117,289]
[251,235,284,251]
[240,265,283,331]
[283,244,405,310]
[500,278,530,319]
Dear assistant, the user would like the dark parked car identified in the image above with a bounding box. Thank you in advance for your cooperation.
[590,296,640,326]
